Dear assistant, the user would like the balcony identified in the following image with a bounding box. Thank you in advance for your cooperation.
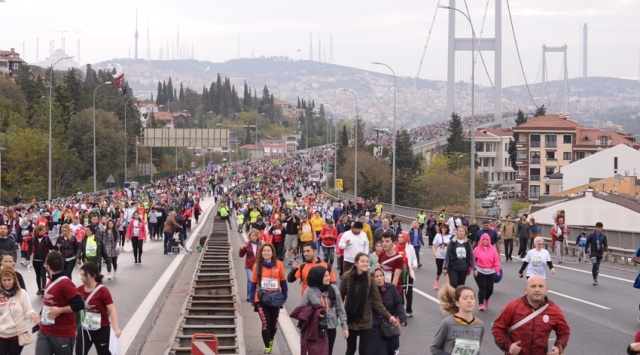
[530,175,541,181]
[516,140,528,148]
[515,174,528,181]
[530,157,541,164]
[545,142,557,149]
[516,157,528,165]
[530,141,541,148]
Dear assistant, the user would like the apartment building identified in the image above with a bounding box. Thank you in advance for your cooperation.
[473,128,517,188]
[513,114,639,200]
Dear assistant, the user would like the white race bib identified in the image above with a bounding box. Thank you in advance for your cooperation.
[383,271,392,283]
[86,244,97,256]
[452,338,480,355]
[456,245,467,259]
[260,277,278,291]
[82,312,102,330]
[41,306,55,325]
[436,245,447,259]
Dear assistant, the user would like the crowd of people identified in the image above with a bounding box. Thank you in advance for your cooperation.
[223,150,596,355]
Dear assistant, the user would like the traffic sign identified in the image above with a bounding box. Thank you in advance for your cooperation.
[192,333,218,355]
[106,175,116,184]
[336,179,343,190]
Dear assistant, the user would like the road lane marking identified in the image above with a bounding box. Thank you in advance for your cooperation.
[553,264,633,283]
[547,290,611,309]
[119,199,216,353]
[413,288,441,304]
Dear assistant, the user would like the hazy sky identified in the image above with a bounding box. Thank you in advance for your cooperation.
[2,0,639,84]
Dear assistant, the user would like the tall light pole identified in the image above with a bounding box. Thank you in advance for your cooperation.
[339,88,359,198]
[440,5,477,218]
[123,97,135,183]
[48,56,73,200]
[93,81,112,193]
[203,111,213,169]
[372,62,397,212]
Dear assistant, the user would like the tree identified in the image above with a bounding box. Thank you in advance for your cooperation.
[336,125,348,167]
[446,113,469,154]
[393,129,423,205]
[534,105,546,117]
[179,82,184,102]
[242,82,252,111]
[155,81,163,106]
[509,109,528,170]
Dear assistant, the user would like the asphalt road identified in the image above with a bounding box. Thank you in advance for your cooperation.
[236,230,640,354]
[15,197,217,355]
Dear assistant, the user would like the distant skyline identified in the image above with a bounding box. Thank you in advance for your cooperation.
[2,0,640,84]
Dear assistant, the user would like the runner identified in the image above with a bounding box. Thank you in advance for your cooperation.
[432,224,452,290]
[585,222,608,286]
[519,236,555,279]
[431,284,484,354]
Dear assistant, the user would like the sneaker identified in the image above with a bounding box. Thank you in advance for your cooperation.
[485,300,490,309]
[107,273,112,280]
[263,347,272,354]
[406,311,413,317]
[288,260,293,266]
[418,264,423,269]
[434,280,440,290]
[113,271,117,279]
[269,339,274,348]
[479,304,485,311]
[593,279,598,285]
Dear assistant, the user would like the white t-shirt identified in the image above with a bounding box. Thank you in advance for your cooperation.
[433,233,452,259]
[524,248,552,278]
[338,231,370,263]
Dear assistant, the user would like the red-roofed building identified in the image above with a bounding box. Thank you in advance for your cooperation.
[0,48,25,76]
[473,127,517,189]
[513,113,639,201]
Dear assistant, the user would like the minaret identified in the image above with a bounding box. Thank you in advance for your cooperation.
[134,10,139,59]
[582,23,588,78]
[308,32,313,61]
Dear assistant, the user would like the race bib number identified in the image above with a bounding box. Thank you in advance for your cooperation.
[437,245,447,258]
[456,245,467,259]
[261,277,278,291]
[452,338,480,355]
[383,271,392,283]
[82,312,102,331]
[41,306,55,326]
[86,244,98,257]
[273,230,281,235]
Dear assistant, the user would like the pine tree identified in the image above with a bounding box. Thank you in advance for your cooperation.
[534,105,546,117]
[394,130,422,205]
[155,81,163,106]
[509,109,528,170]
[336,124,348,167]
[167,78,174,101]
[179,82,184,102]
[242,82,252,111]
[446,113,469,154]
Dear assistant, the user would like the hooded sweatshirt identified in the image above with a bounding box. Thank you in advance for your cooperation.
[473,233,501,275]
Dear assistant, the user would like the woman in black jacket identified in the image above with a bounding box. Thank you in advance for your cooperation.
[76,224,108,269]
[27,225,54,295]
[369,268,407,355]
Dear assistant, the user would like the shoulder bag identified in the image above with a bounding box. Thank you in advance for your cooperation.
[380,318,401,338]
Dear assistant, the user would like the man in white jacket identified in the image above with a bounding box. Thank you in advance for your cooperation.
[338,221,369,272]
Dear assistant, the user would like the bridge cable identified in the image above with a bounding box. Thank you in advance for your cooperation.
[506,0,538,107]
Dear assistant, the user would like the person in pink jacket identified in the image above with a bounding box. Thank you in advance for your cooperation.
[125,211,147,264]
[473,233,501,311]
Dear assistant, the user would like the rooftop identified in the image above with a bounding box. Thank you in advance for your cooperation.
[513,114,580,131]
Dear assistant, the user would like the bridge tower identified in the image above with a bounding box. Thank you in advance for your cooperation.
[541,44,569,114]
[446,0,502,123]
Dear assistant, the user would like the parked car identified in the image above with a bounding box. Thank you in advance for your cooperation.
[481,198,495,208]
[487,191,500,200]
[486,207,500,218]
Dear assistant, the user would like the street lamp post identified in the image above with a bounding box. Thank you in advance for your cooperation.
[322,102,338,190]
[457,154,464,172]
[124,97,135,183]
[440,5,477,218]
[48,56,73,200]
[339,88,359,198]
[93,81,112,193]
[372,62,397,212]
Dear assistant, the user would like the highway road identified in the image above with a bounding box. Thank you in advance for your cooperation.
[235,226,640,354]
[15,198,218,355]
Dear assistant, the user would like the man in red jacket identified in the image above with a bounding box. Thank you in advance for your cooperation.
[492,275,570,355]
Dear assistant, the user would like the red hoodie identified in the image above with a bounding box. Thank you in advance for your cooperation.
[319,224,338,247]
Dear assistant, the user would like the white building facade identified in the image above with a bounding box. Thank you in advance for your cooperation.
[474,128,517,189]
[561,144,640,191]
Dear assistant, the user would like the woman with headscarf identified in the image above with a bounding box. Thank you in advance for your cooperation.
[369,268,407,355]
[297,266,348,355]
[339,252,398,355]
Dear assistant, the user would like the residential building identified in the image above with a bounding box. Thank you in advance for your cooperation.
[259,137,286,156]
[513,113,639,201]
[238,144,265,159]
[0,48,25,76]
[473,128,517,188]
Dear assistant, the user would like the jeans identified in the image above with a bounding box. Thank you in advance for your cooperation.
[322,246,335,268]
[591,256,602,280]
[245,269,252,300]
[518,237,528,258]
[414,245,421,265]
[504,239,514,260]
[555,241,565,262]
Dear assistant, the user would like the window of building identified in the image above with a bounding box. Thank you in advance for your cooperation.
[546,167,555,176]
[505,158,508,166]
[545,135,557,148]
[563,135,572,144]
[491,158,495,167]
[476,142,484,152]
[491,173,494,181]
[530,168,540,181]
[562,152,572,160]
[530,185,540,198]
[576,151,585,160]
[530,134,541,148]
[483,172,489,181]
[545,184,550,195]
[505,143,509,152]
[530,152,541,164]
[546,151,556,161]
[614,157,618,171]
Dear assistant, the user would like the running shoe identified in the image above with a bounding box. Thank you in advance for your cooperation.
[484,300,490,309]
[593,278,598,285]
[434,280,440,290]
[479,304,485,311]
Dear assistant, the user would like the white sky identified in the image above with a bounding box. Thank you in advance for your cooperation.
[2,0,639,83]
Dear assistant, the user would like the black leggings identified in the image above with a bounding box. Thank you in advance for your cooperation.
[327,328,337,355]
[118,230,126,246]
[403,276,414,313]
[346,328,369,355]
[0,338,22,355]
[132,237,143,262]
[448,269,468,288]
[33,259,47,292]
[105,256,118,272]
[76,325,111,355]
[255,303,280,347]
[435,258,444,276]
[474,272,495,304]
